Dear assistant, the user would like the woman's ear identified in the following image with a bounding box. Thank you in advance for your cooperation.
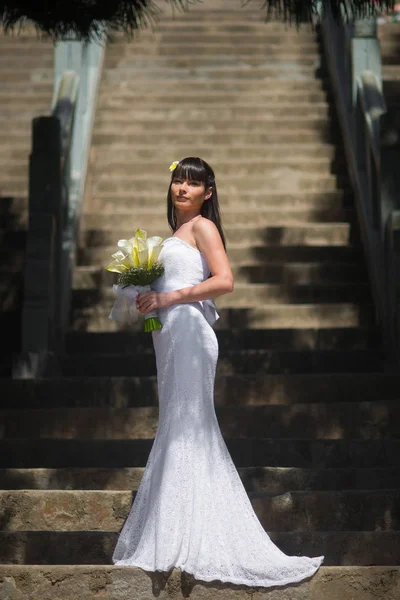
[205,187,213,200]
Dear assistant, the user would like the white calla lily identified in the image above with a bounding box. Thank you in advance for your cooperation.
[147,236,164,267]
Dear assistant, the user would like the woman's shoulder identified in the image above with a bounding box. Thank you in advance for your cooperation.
[192,217,224,251]
[192,216,218,236]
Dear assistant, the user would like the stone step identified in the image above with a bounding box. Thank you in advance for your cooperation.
[0,532,398,569]
[2,465,398,493]
[91,130,339,146]
[1,489,399,533]
[75,261,367,287]
[93,117,332,133]
[91,142,339,161]
[99,79,326,94]
[86,193,351,218]
[133,33,317,46]
[62,348,380,376]
[0,82,53,93]
[65,327,375,354]
[72,283,369,309]
[3,373,397,409]
[89,176,347,196]
[101,68,323,83]
[0,69,53,83]
[95,104,330,121]
[104,55,321,69]
[81,225,351,248]
[79,244,361,266]
[0,438,398,469]
[70,304,371,332]
[99,89,330,104]
[1,402,397,440]
[0,565,398,599]
[90,158,342,177]
[0,56,53,68]
[105,43,320,57]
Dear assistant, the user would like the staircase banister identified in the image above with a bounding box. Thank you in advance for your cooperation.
[14,38,105,378]
[320,8,397,364]
[357,71,387,161]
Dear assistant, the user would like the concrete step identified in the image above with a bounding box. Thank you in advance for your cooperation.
[0,565,398,599]
[99,79,326,94]
[88,176,347,196]
[95,105,330,121]
[90,158,342,177]
[1,531,400,566]
[70,304,371,332]
[72,283,369,308]
[0,69,53,83]
[0,437,398,469]
[86,192,351,218]
[91,143,339,162]
[93,117,332,133]
[101,67,323,83]
[1,489,399,533]
[99,89,330,104]
[61,348,380,376]
[104,55,321,69]
[105,43,320,57]
[1,465,398,493]
[3,373,397,409]
[132,33,318,46]
[65,327,375,354]
[74,261,368,287]
[79,244,361,266]
[1,402,397,440]
[81,225,351,248]
[91,130,339,146]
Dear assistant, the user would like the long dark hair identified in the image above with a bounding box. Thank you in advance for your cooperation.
[167,157,226,250]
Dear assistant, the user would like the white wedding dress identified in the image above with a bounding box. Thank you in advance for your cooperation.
[112,236,324,587]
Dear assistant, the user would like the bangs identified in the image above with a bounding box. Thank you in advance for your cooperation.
[172,157,208,184]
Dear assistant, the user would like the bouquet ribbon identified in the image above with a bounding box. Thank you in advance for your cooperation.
[109,284,158,327]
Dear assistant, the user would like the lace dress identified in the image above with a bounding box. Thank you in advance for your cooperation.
[112,236,324,587]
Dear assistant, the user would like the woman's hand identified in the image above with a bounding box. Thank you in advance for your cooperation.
[136,291,171,314]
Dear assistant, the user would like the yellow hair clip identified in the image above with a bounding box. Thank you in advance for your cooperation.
[169,161,179,172]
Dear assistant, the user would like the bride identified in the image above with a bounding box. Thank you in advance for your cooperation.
[111,156,324,588]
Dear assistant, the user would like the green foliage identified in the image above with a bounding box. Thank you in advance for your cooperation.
[0,1,396,40]
[0,0,200,41]
[117,262,164,288]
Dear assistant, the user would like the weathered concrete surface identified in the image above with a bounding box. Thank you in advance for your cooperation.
[1,531,399,566]
[1,490,400,533]
[0,566,399,600]
[3,374,399,409]
[1,402,399,439]
[2,465,399,492]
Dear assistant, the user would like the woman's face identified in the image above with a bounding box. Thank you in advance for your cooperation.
[170,174,212,214]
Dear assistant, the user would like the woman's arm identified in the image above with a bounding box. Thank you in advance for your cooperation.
[167,218,234,307]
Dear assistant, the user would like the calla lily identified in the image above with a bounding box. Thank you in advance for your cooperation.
[148,236,164,267]
[106,229,164,273]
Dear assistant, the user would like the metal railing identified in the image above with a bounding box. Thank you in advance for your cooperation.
[320,7,400,365]
[14,37,105,377]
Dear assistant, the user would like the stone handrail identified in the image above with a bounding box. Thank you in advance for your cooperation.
[320,9,400,365]
[14,38,105,378]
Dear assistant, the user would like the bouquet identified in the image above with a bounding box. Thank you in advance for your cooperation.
[106,228,164,332]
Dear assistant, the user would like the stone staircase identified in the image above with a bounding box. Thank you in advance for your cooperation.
[0,29,54,376]
[1,2,400,599]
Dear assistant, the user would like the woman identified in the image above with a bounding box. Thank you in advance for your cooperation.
[112,157,324,587]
